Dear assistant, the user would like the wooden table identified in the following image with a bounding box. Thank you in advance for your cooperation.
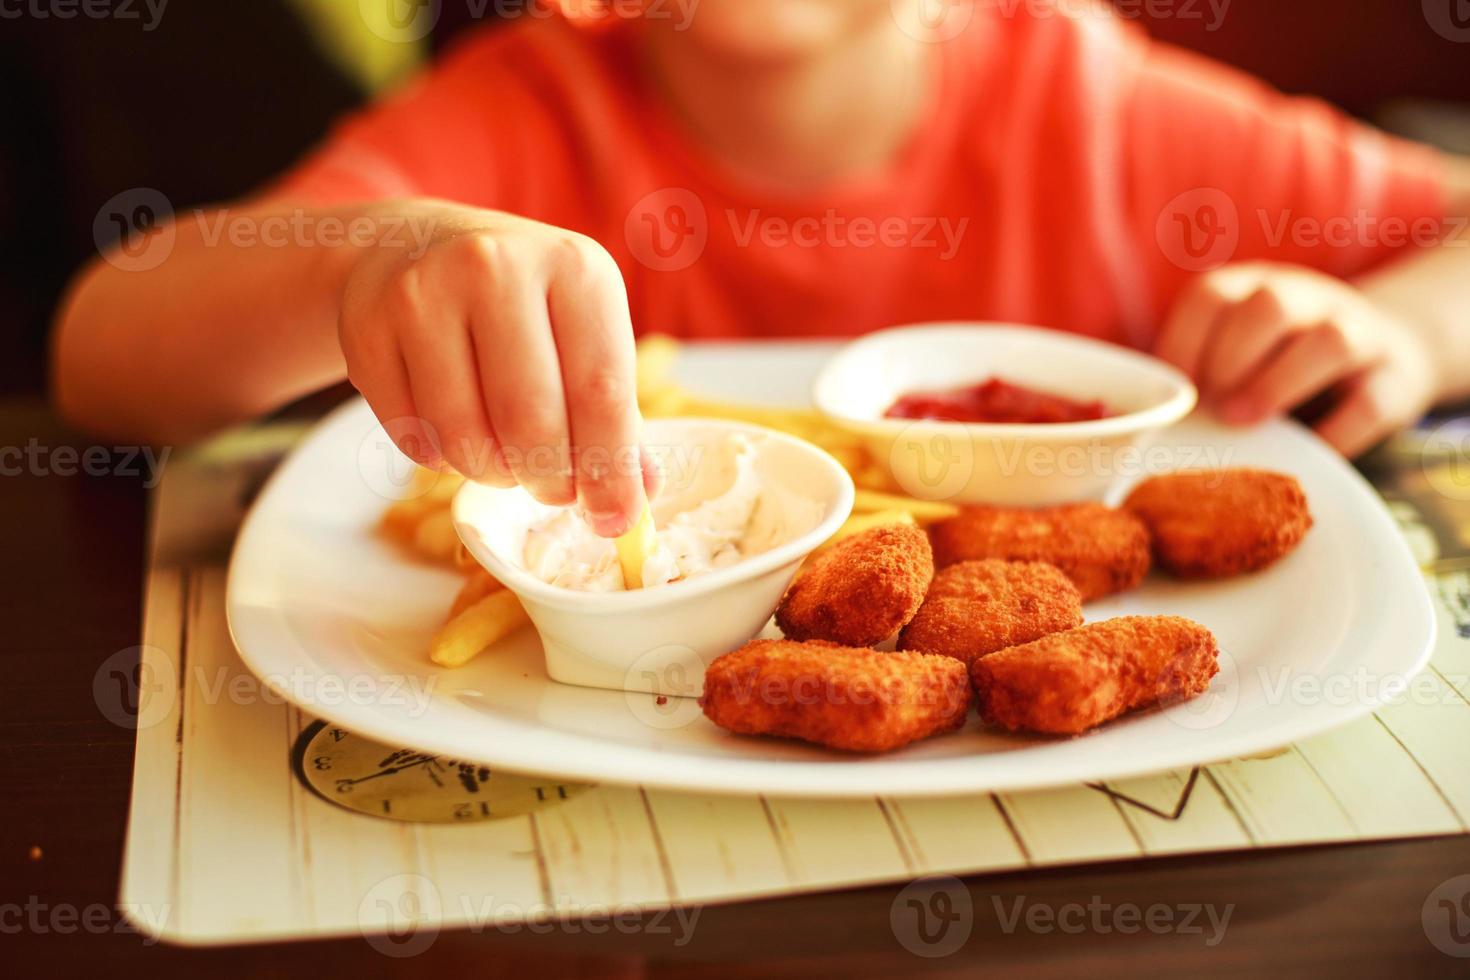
[4,397,1467,977]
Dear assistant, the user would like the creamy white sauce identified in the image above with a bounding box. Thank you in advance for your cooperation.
[520,434,816,592]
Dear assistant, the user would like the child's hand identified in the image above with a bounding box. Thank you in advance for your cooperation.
[339,203,652,537]
[1153,262,1437,457]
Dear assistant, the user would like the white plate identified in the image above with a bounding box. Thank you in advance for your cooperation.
[226,341,1435,798]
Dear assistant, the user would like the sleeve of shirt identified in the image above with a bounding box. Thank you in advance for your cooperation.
[1117,30,1449,321]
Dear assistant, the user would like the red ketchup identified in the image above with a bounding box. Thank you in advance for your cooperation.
[884,378,1110,424]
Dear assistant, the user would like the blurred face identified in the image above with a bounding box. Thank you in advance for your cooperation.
[634,0,901,62]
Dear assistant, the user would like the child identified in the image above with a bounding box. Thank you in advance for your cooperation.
[53,0,1470,538]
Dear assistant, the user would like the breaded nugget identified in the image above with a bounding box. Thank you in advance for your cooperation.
[701,639,972,752]
[776,523,934,646]
[897,560,1083,666]
[1124,469,1311,578]
[972,616,1219,735]
[928,503,1149,601]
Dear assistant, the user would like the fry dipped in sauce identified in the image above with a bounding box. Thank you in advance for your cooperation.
[614,502,657,590]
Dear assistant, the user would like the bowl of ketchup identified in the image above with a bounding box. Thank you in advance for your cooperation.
[884,378,1112,426]
[812,324,1197,506]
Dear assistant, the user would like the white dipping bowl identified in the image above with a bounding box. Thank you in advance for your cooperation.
[452,418,854,696]
[812,323,1197,507]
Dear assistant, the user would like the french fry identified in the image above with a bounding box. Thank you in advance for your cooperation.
[430,589,530,668]
[379,499,431,542]
[449,567,504,618]
[823,445,867,476]
[672,395,827,437]
[412,507,460,564]
[851,489,961,524]
[639,386,689,418]
[615,502,657,590]
[397,465,464,502]
[853,463,899,493]
[453,542,480,571]
[640,384,908,494]
[378,469,465,542]
[403,465,440,498]
[812,509,917,554]
[418,469,465,502]
[635,334,682,402]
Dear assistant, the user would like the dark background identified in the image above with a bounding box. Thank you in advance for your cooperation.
[2,0,1468,398]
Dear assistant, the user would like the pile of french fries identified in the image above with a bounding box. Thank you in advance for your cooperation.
[378,334,962,668]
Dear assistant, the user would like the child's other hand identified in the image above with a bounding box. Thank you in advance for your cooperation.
[1153,262,1436,457]
[339,203,653,537]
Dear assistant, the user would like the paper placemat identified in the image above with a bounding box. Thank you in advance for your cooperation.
[116,420,1470,946]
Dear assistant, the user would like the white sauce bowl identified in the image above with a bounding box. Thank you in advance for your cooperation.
[812,323,1198,506]
[453,418,854,695]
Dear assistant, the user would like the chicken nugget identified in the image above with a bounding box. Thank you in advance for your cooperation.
[972,616,1218,735]
[928,503,1149,601]
[776,523,933,646]
[1124,469,1311,578]
[897,560,1083,666]
[701,639,972,752]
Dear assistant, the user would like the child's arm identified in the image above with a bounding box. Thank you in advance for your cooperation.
[52,197,651,536]
[1153,159,1470,457]
[54,199,368,445]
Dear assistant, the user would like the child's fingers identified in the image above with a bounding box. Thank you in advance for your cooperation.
[1314,371,1396,458]
[546,240,646,538]
[1153,275,1228,380]
[1217,326,1356,425]
[1152,285,1223,382]
[400,316,503,483]
[342,329,442,469]
[1200,287,1291,399]
[472,286,576,506]
[1155,266,1271,381]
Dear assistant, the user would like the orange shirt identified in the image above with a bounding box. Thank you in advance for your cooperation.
[273,4,1446,348]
